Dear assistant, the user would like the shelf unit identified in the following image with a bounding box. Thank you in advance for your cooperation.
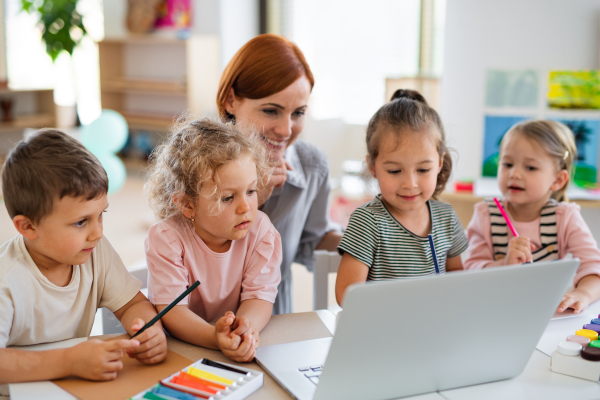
[98,34,220,132]
[0,88,55,133]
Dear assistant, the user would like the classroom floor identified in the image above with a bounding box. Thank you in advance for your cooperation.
[0,159,338,317]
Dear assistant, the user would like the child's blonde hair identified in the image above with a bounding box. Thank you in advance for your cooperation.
[145,116,270,220]
[365,89,452,199]
[501,120,577,202]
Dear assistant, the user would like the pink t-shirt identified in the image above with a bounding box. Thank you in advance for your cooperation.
[465,200,600,285]
[145,211,282,322]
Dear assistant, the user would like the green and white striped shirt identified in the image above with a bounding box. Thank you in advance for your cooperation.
[338,195,468,280]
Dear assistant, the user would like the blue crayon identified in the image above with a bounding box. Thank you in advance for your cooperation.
[152,384,198,400]
[428,234,440,274]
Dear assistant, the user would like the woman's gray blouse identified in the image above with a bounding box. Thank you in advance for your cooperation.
[261,140,340,314]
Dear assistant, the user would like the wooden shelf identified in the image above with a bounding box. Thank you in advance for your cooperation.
[101,78,186,96]
[0,113,55,133]
[102,35,188,45]
[99,35,219,132]
[0,88,53,95]
[122,112,177,131]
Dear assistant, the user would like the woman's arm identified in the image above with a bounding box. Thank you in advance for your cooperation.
[316,230,343,251]
[335,253,369,306]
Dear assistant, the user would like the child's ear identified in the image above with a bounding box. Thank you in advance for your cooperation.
[551,169,569,192]
[438,152,445,172]
[13,215,37,240]
[173,195,196,219]
[366,156,376,178]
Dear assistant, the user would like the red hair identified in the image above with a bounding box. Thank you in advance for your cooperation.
[217,34,314,119]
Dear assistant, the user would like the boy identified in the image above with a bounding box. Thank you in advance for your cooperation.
[0,129,167,395]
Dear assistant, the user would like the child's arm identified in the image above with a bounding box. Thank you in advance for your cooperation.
[556,204,600,312]
[558,275,600,313]
[157,304,254,362]
[0,338,140,383]
[335,253,369,306]
[445,255,463,271]
[113,291,167,364]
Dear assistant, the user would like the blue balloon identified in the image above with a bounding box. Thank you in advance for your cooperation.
[81,110,129,154]
[95,153,126,194]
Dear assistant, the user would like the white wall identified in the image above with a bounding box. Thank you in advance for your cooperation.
[441,0,600,182]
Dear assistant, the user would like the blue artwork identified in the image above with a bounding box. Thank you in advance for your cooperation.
[550,118,600,183]
[482,115,530,177]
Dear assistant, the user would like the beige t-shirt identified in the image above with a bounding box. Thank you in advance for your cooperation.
[0,234,142,347]
[0,235,142,398]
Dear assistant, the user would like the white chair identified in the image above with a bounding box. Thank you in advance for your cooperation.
[101,259,149,334]
[313,250,342,310]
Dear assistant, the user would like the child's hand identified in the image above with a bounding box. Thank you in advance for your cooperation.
[126,318,168,364]
[557,288,593,314]
[215,311,256,362]
[232,316,261,348]
[67,338,140,380]
[505,237,533,265]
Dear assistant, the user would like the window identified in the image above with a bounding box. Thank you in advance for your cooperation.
[280,0,445,124]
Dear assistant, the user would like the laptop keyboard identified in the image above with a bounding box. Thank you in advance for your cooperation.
[299,364,324,385]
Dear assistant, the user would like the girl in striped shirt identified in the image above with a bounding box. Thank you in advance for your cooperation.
[335,90,468,305]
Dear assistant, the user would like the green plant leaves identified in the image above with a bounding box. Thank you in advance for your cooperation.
[20,0,88,61]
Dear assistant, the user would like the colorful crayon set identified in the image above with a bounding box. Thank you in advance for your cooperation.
[551,314,600,381]
[130,358,263,400]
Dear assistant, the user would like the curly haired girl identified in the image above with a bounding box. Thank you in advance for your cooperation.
[144,117,281,362]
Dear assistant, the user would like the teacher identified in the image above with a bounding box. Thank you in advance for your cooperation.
[217,34,342,314]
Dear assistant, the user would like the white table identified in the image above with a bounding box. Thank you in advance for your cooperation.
[10,309,600,400]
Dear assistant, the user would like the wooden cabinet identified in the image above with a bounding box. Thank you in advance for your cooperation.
[0,88,55,133]
[98,34,220,131]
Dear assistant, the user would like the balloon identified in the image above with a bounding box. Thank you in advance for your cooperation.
[95,153,127,194]
[81,110,129,194]
[81,110,129,154]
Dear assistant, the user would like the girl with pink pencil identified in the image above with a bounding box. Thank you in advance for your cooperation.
[464,120,600,314]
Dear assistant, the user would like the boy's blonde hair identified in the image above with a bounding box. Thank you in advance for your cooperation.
[366,89,452,199]
[501,120,577,202]
[145,116,270,220]
[1,129,108,224]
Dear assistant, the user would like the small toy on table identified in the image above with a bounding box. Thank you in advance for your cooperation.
[130,358,263,400]
[551,314,600,381]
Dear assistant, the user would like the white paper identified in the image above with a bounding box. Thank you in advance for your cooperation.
[8,338,86,400]
[9,382,77,400]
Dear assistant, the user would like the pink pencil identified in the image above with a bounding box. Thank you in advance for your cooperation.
[494,197,519,237]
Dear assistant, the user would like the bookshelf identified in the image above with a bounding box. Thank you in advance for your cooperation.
[98,34,220,132]
[0,88,55,133]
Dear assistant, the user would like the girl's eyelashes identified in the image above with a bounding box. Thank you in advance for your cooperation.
[386,169,401,174]
[221,195,234,203]
[526,166,537,171]
[502,162,513,168]
[247,189,257,196]
[417,168,431,173]
[74,219,86,228]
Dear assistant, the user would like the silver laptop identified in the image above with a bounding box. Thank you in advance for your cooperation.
[255,259,579,400]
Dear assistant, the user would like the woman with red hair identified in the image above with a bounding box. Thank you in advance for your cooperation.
[218,34,342,314]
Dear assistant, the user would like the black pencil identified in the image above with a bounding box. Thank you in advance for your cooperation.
[131,280,200,339]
